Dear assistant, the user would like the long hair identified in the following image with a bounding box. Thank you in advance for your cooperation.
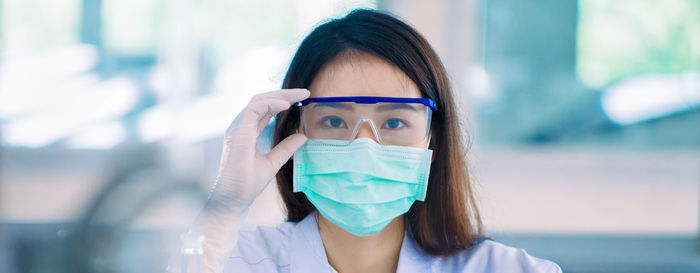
[272,9,482,256]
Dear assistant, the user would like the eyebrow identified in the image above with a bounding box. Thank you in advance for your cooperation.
[312,102,353,111]
[375,103,420,112]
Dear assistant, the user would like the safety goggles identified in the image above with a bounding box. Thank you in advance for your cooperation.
[295,96,437,146]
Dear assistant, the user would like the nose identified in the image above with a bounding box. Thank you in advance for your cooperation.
[353,120,379,143]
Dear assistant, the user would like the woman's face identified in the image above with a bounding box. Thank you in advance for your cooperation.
[307,52,429,148]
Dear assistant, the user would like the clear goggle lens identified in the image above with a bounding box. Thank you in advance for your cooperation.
[298,100,433,146]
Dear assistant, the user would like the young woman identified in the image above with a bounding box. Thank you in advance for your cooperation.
[193,9,561,273]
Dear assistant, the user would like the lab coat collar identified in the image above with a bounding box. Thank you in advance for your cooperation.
[289,212,330,273]
[289,212,436,273]
[396,227,435,272]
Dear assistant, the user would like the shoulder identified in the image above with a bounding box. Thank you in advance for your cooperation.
[224,221,297,273]
[433,240,562,273]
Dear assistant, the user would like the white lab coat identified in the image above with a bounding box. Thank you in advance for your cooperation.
[225,213,561,273]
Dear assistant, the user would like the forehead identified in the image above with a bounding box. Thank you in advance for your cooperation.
[309,51,422,98]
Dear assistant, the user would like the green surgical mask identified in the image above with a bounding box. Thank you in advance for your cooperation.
[293,138,432,236]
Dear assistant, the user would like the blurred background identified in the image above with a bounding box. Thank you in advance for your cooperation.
[1,0,699,272]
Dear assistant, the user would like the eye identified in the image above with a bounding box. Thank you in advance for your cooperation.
[382,118,407,129]
[320,116,347,128]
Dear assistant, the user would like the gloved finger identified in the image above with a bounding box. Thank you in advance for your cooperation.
[250,88,310,103]
[254,89,309,133]
[223,98,290,150]
[257,114,273,136]
[239,89,308,128]
[235,98,290,131]
[256,103,281,135]
[264,133,307,172]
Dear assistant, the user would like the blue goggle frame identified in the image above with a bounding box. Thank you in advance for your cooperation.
[294,96,438,111]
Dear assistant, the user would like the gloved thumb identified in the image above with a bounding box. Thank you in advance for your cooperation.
[265,133,307,173]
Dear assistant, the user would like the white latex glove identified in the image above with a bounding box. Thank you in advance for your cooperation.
[210,88,310,208]
[193,88,310,273]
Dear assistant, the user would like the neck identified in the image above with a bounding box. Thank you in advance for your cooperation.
[317,212,405,273]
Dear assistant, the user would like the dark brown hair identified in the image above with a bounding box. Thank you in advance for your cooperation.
[273,9,482,256]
